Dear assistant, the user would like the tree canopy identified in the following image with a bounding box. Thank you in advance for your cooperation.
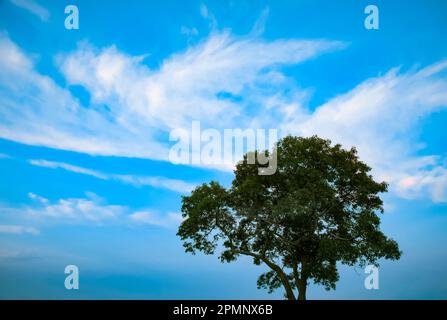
[177,135,401,300]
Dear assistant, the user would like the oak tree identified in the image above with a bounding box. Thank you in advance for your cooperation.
[177,136,401,300]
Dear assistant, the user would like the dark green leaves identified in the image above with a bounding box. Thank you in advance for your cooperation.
[177,135,401,299]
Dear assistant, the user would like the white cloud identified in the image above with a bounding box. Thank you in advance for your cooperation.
[200,4,217,29]
[1,26,447,203]
[130,210,183,227]
[57,32,343,132]
[0,224,39,235]
[24,192,180,228]
[181,26,199,37]
[0,32,341,164]
[393,163,447,203]
[0,33,168,160]
[28,192,48,204]
[29,159,107,179]
[0,248,21,259]
[28,159,195,193]
[27,192,124,223]
[115,174,195,193]
[9,0,50,21]
[283,62,447,203]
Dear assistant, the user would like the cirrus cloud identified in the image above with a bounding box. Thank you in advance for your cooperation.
[1,29,447,203]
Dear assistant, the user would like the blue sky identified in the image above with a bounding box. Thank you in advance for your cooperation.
[0,0,447,299]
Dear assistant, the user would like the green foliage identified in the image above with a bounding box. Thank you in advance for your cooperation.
[177,135,401,300]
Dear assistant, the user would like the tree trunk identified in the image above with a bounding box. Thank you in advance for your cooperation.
[283,282,296,300]
[260,256,296,300]
[298,280,307,300]
[297,257,308,300]
[277,272,296,300]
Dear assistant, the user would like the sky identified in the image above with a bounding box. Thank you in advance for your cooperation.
[0,0,447,299]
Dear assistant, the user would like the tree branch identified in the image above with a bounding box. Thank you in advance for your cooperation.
[233,249,296,300]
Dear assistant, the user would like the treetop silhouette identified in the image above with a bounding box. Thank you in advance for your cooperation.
[178,135,401,300]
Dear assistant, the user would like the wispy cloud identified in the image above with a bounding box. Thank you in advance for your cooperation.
[283,62,447,203]
[1,24,447,203]
[24,192,180,228]
[0,30,343,162]
[114,175,195,193]
[9,0,50,21]
[27,192,122,223]
[200,4,218,29]
[0,224,39,235]
[0,192,182,235]
[129,210,183,227]
[28,159,107,179]
[28,159,195,193]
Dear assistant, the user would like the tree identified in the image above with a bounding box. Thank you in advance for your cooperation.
[177,136,401,300]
